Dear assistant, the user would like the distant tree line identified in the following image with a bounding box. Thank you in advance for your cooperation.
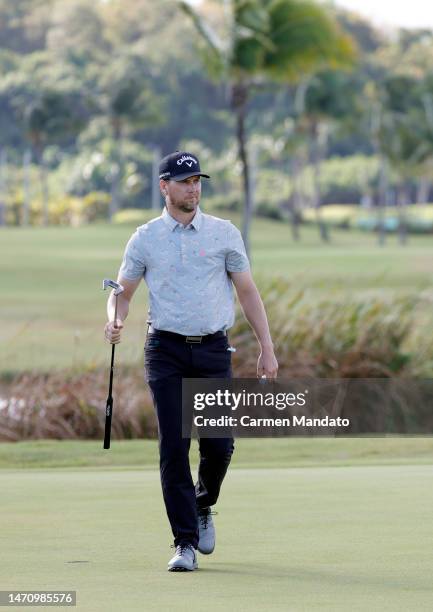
[0,0,432,249]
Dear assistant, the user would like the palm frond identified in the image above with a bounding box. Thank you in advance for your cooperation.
[264,0,356,79]
[178,0,226,59]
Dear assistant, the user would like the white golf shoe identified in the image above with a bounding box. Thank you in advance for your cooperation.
[198,507,216,555]
[167,543,198,572]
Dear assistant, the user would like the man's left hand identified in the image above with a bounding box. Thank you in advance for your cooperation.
[257,348,278,379]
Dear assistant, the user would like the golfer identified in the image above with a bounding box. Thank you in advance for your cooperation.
[104,151,278,571]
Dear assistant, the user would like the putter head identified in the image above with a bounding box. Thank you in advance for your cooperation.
[103,278,124,296]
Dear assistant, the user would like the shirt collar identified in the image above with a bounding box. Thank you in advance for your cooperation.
[161,206,202,232]
[189,206,202,231]
[161,206,179,231]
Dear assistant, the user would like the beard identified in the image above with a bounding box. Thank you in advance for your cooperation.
[174,196,199,213]
[178,202,196,212]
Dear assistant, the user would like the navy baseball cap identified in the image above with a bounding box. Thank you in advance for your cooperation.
[159,151,210,181]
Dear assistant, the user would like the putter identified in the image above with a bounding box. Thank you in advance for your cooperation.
[102,279,124,449]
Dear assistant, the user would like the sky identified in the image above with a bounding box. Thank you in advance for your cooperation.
[190,0,433,31]
[329,0,433,30]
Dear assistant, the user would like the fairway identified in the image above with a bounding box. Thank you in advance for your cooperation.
[2,463,433,611]
[2,220,433,373]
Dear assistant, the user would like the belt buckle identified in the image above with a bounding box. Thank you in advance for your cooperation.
[186,335,202,344]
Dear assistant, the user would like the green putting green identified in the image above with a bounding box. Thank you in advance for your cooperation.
[2,462,433,611]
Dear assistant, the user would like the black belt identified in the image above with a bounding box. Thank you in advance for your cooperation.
[148,325,226,344]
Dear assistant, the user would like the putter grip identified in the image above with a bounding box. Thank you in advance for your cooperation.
[104,397,113,449]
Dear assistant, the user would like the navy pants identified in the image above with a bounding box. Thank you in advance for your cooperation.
[144,330,234,549]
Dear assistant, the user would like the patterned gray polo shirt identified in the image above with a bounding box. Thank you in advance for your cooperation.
[118,206,250,335]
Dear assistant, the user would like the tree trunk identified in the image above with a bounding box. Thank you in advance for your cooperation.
[152,145,161,210]
[110,119,123,221]
[416,176,430,204]
[34,146,48,226]
[249,141,257,218]
[233,82,252,259]
[287,200,300,242]
[396,181,408,246]
[0,149,7,227]
[22,149,32,226]
[310,122,329,243]
[377,155,387,246]
[288,157,301,241]
[359,160,373,209]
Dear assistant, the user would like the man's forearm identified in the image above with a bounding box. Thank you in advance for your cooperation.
[237,287,274,350]
[107,293,130,323]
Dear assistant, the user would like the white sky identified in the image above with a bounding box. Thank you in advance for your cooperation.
[329,0,433,30]
[191,0,433,31]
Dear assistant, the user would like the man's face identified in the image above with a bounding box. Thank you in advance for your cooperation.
[161,176,202,213]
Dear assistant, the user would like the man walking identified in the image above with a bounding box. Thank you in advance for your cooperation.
[104,151,278,571]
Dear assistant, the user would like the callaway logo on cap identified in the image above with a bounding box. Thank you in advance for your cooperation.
[159,151,211,181]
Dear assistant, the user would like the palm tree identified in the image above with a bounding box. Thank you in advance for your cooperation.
[180,0,355,256]
[98,54,164,220]
[22,149,32,226]
[25,101,50,226]
[296,70,358,242]
[378,74,432,245]
[25,89,87,225]
[0,149,7,227]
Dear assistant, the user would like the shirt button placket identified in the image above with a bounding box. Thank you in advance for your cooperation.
[180,229,186,265]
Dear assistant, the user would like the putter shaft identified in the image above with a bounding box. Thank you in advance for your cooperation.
[103,282,123,450]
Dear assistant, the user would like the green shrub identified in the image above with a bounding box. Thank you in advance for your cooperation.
[255,202,285,220]
[5,191,23,226]
[1,279,431,439]
[204,194,240,214]
[81,191,111,223]
[406,218,433,233]
[301,204,433,234]
[301,204,358,228]
[48,195,83,226]
[298,155,382,204]
[112,208,158,225]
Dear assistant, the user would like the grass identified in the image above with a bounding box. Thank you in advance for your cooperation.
[2,211,432,609]
[1,217,433,372]
[1,437,433,611]
[1,437,433,470]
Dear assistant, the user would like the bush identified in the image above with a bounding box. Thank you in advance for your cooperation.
[229,277,422,378]
[301,204,358,228]
[292,155,381,205]
[49,192,111,226]
[301,204,433,234]
[0,369,157,442]
[49,195,83,226]
[7,194,85,227]
[355,209,433,234]
[1,279,431,440]
[112,208,158,225]
[204,193,240,214]
[255,201,285,220]
[356,217,400,232]
[5,191,23,226]
[81,191,111,223]
[406,218,433,233]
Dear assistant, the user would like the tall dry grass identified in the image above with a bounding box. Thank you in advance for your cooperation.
[1,279,430,440]
[230,278,421,378]
[0,369,157,442]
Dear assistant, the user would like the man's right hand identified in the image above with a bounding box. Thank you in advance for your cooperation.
[104,319,124,344]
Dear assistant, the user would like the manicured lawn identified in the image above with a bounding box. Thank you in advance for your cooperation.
[1,437,433,470]
[2,438,432,610]
[2,461,432,611]
[1,219,432,372]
